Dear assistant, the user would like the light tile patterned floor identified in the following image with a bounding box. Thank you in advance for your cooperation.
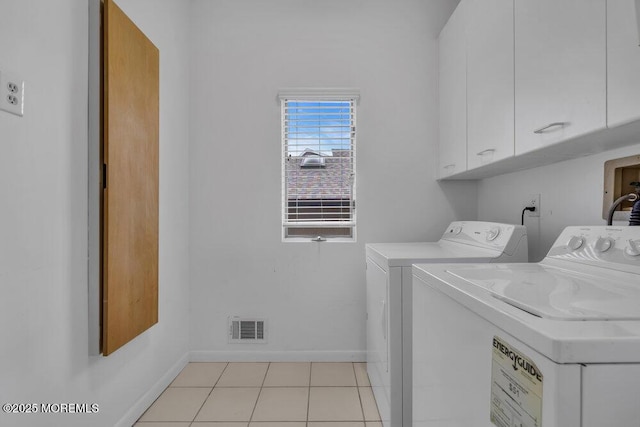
[135,362,381,427]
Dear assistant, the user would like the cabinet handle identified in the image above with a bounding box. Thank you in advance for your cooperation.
[443,164,455,169]
[477,148,496,156]
[533,122,568,134]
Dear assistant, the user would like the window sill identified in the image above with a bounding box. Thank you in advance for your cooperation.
[282,237,356,243]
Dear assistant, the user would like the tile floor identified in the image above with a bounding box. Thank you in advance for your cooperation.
[134,362,381,427]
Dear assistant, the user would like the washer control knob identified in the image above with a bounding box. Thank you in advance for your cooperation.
[486,227,501,241]
[451,226,462,235]
[625,239,640,257]
[595,237,615,253]
[567,236,585,251]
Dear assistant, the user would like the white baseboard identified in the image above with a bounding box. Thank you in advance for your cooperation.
[189,350,366,362]
[115,353,189,427]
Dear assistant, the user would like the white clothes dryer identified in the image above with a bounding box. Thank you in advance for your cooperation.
[412,226,640,427]
[366,221,528,427]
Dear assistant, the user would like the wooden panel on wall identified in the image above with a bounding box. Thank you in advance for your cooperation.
[102,0,159,356]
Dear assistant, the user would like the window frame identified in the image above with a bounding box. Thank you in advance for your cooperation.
[279,89,359,242]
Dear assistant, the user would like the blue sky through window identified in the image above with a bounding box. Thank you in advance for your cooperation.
[285,101,353,157]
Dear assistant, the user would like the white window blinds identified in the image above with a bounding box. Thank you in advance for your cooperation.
[280,91,358,239]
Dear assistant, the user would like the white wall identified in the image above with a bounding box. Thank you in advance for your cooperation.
[0,1,190,426]
[478,143,640,261]
[188,0,476,360]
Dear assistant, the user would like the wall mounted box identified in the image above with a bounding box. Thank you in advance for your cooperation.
[603,154,640,221]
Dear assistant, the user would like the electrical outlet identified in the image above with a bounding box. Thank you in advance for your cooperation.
[527,193,541,217]
[0,70,25,117]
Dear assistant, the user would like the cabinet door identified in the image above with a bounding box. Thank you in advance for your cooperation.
[514,0,606,156]
[103,0,159,356]
[467,0,514,170]
[608,0,640,127]
[438,1,467,178]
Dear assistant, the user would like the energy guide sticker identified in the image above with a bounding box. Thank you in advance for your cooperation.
[490,336,543,427]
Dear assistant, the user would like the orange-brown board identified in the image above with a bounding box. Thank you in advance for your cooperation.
[102,0,159,356]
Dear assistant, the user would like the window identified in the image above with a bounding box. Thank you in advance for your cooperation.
[280,89,358,240]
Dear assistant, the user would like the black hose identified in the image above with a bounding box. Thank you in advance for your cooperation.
[521,207,536,225]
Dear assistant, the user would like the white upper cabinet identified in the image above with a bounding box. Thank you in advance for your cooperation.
[607,0,640,127]
[466,0,514,170]
[514,0,606,156]
[438,1,467,179]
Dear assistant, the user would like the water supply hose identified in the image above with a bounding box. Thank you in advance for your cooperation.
[607,193,639,226]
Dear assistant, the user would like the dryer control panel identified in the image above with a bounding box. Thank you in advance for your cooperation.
[440,221,528,257]
[547,226,640,274]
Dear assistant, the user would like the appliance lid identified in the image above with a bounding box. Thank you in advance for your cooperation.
[447,265,640,320]
[366,242,501,267]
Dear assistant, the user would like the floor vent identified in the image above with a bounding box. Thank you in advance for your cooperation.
[228,317,267,343]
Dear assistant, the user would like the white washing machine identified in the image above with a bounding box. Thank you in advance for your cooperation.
[412,226,640,427]
[366,221,528,427]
